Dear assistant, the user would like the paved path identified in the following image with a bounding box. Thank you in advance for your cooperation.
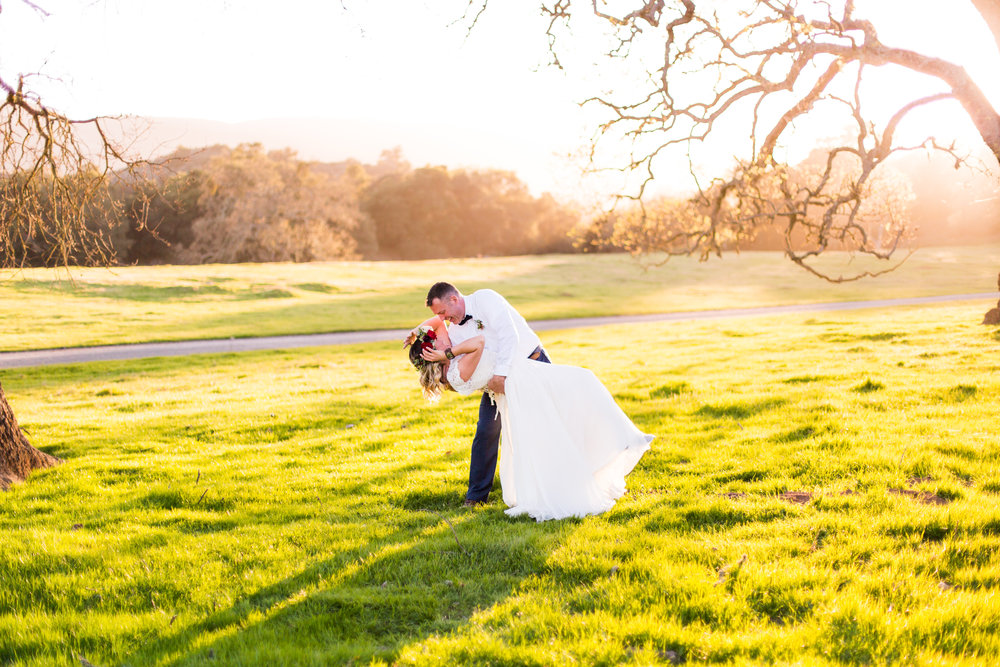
[1,292,995,369]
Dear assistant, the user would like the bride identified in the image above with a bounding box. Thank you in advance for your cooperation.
[408,316,652,522]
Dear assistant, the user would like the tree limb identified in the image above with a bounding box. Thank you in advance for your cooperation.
[536,0,1000,280]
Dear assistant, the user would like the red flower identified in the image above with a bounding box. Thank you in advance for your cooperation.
[420,331,436,355]
[408,327,438,370]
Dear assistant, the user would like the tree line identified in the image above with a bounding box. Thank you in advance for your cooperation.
[5,140,998,268]
[2,143,578,267]
[577,147,1000,257]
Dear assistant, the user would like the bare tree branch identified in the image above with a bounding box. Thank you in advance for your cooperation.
[534,0,1000,280]
[0,69,150,268]
[0,0,52,18]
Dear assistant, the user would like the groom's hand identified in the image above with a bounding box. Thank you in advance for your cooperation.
[487,375,506,395]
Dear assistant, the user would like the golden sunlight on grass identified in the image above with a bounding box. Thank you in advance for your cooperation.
[1,298,998,664]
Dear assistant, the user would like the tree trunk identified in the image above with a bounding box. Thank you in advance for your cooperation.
[0,380,60,490]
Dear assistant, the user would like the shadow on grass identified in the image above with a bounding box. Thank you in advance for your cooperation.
[819,331,908,344]
[125,500,561,665]
[694,398,786,420]
[108,406,561,667]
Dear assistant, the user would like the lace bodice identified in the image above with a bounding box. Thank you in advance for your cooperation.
[447,347,497,395]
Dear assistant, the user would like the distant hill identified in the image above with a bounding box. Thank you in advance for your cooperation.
[94,116,576,197]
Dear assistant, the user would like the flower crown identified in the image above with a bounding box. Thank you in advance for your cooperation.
[407,326,437,370]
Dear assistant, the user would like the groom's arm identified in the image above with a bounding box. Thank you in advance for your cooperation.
[478,290,520,377]
[476,290,522,395]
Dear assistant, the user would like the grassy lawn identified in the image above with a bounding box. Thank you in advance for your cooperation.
[2,298,999,665]
[1,246,998,351]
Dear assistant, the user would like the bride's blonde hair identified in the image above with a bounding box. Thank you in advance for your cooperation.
[418,361,447,402]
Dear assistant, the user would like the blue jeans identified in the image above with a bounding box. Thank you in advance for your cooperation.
[466,347,551,503]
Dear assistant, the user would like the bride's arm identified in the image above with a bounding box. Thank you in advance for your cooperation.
[450,335,484,358]
[422,335,485,382]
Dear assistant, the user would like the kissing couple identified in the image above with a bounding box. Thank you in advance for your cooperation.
[404,282,652,521]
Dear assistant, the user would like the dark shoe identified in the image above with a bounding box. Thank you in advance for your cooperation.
[463,499,486,508]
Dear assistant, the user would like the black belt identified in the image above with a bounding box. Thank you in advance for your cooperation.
[528,346,543,360]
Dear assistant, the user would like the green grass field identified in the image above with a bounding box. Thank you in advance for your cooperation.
[1,246,998,351]
[2,286,999,664]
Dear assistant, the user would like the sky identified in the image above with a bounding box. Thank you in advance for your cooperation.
[0,0,603,198]
[1,0,998,200]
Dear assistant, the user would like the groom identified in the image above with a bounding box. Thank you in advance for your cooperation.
[425,282,551,506]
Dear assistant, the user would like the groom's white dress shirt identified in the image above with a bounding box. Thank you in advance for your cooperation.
[447,289,540,377]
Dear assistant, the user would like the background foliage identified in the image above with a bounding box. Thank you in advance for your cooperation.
[2,144,577,267]
[5,139,999,268]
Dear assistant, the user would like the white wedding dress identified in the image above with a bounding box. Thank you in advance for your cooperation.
[448,348,653,521]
